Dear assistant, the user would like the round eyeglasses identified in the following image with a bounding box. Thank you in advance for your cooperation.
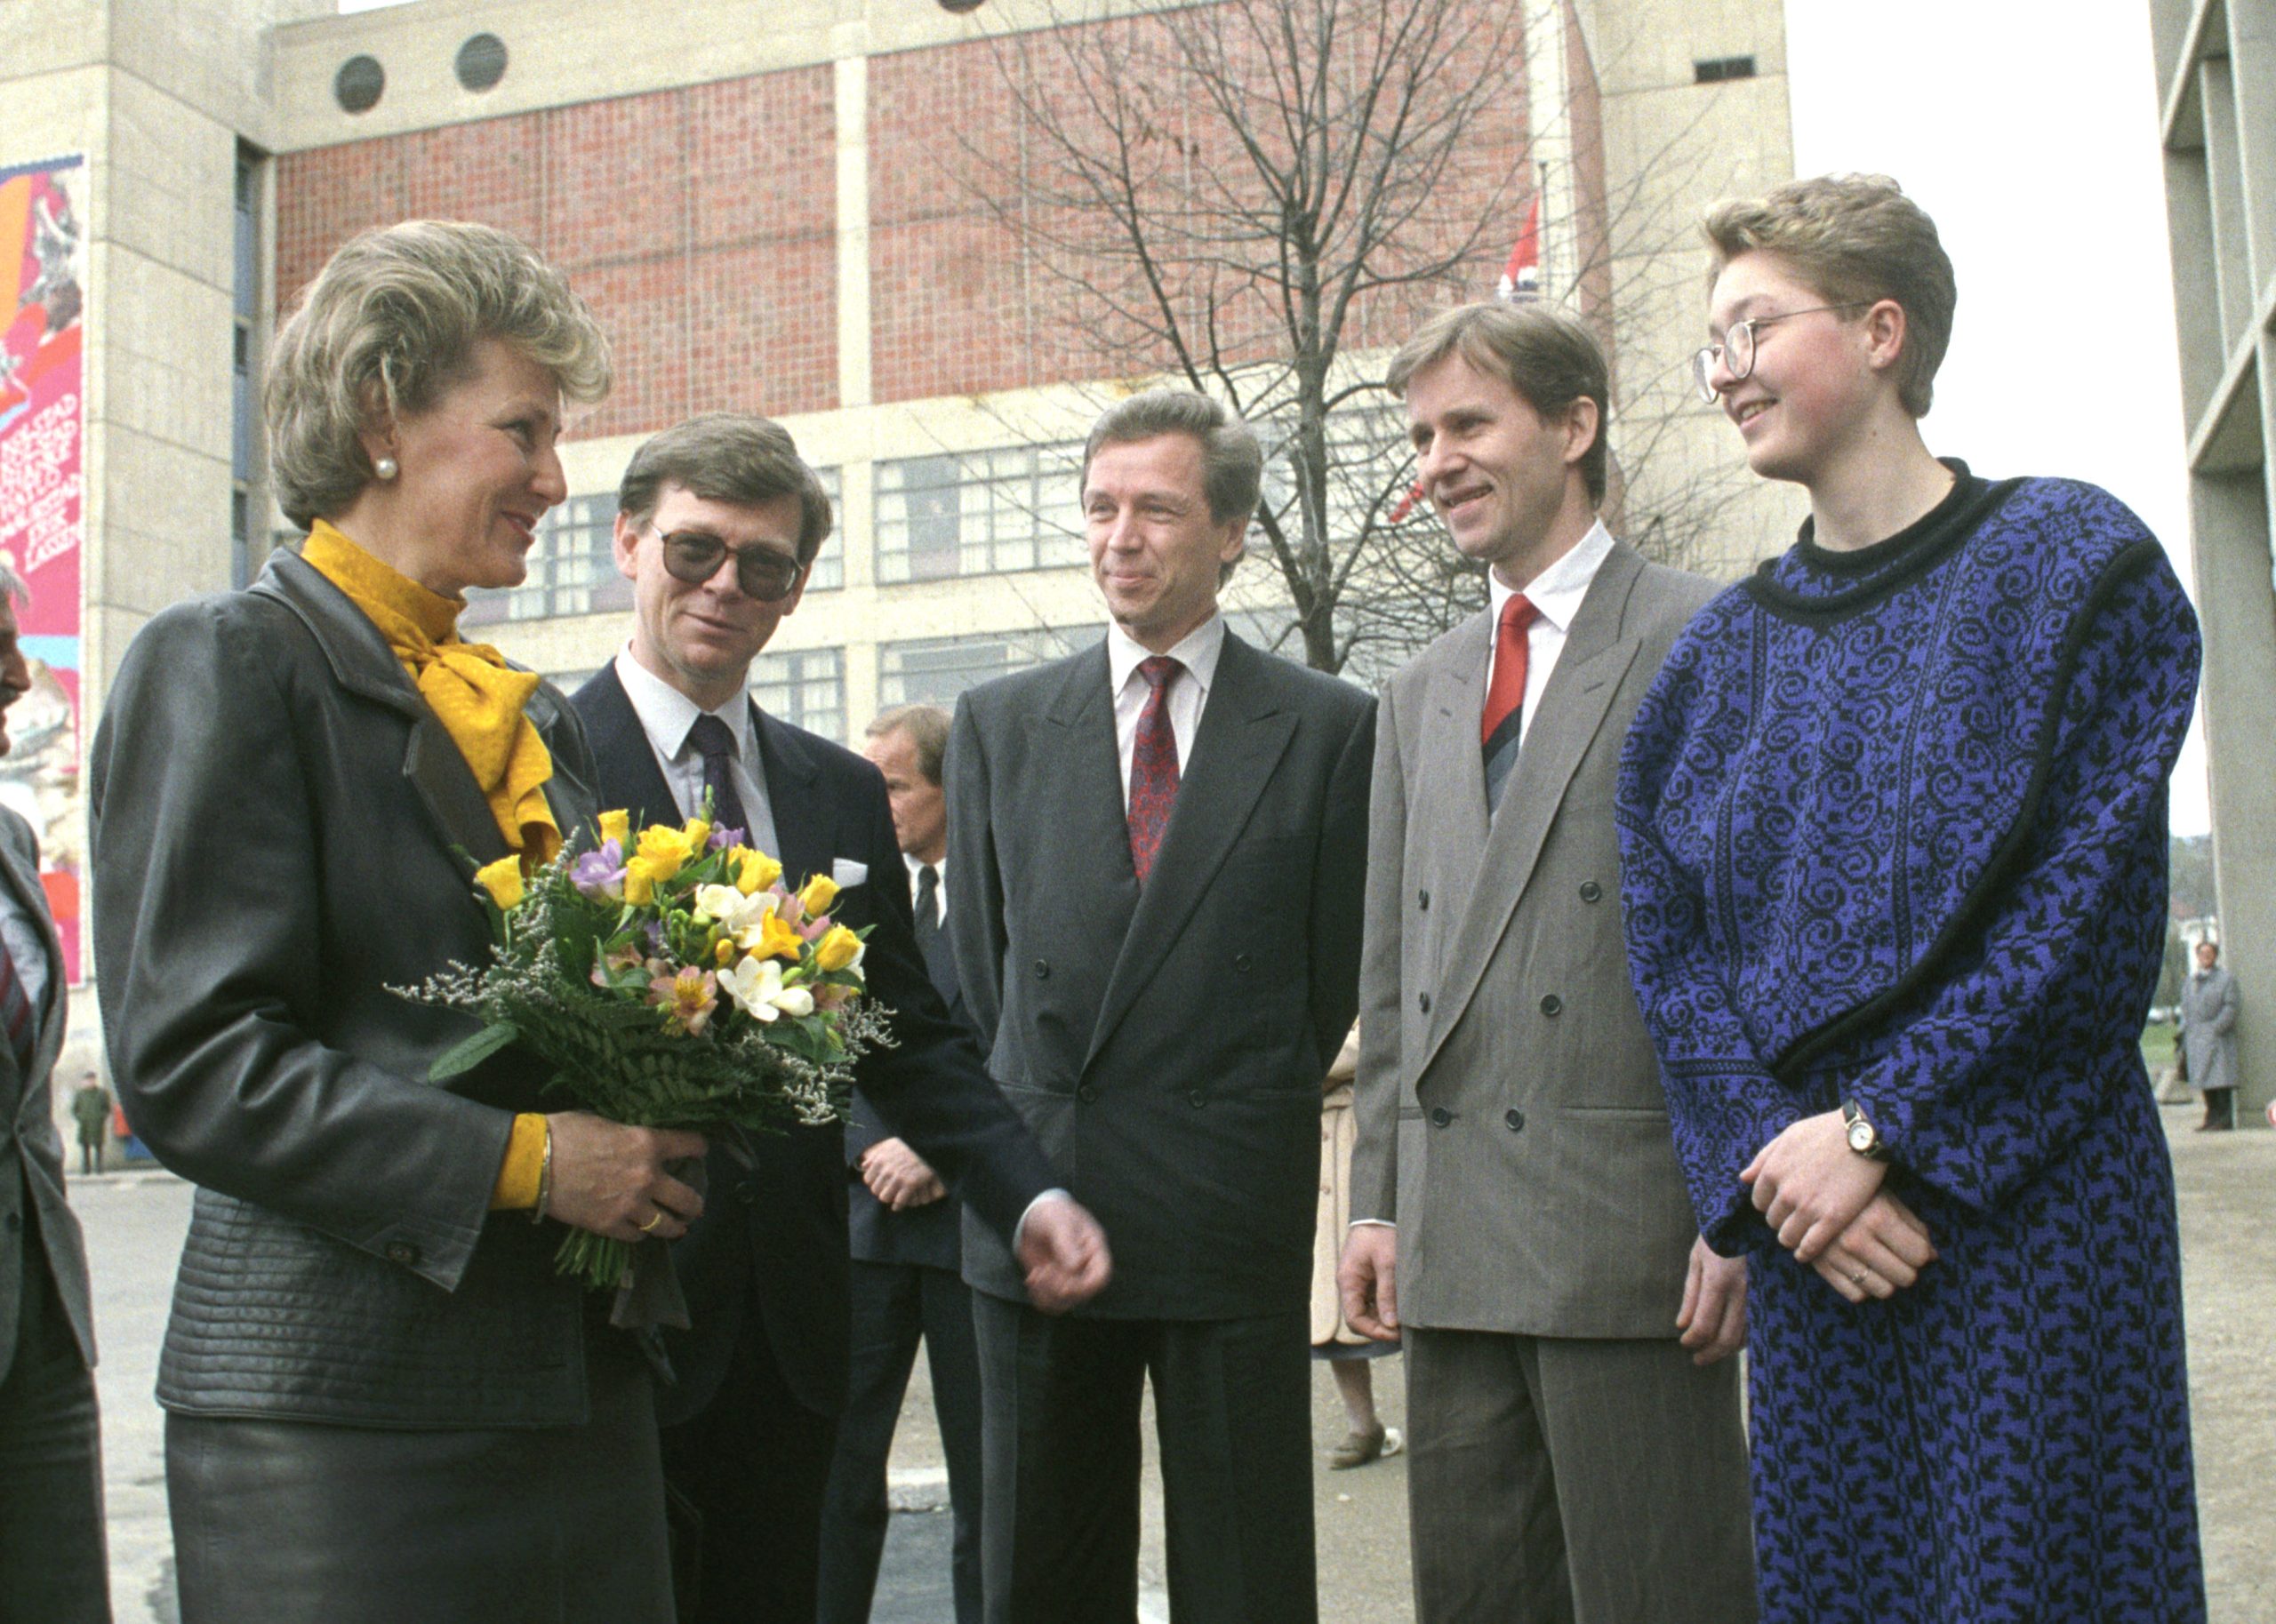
[653,527,805,602]
[1692,302,1871,402]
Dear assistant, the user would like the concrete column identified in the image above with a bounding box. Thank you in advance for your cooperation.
[2192,449,2276,1128]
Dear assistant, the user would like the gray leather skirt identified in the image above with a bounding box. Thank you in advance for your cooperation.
[165,1331,672,1624]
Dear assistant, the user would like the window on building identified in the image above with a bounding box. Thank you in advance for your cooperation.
[875,444,1086,584]
[805,466,844,591]
[231,144,264,589]
[878,628,1094,709]
[751,646,846,742]
[1693,55,1758,84]
[461,493,628,626]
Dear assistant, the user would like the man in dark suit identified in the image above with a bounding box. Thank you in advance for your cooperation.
[818,702,986,1624]
[1339,304,1753,1621]
[0,567,109,1622]
[571,414,1110,1624]
[947,389,1375,1623]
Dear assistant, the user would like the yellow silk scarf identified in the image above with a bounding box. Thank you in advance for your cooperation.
[301,520,562,868]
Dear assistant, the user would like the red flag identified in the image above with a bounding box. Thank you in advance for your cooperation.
[1390,480,1423,523]
[1497,196,1541,302]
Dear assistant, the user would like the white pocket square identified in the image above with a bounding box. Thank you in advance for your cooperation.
[831,858,869,889]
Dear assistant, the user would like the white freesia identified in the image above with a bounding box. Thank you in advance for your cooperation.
[696,884,773,949]
[718,953,817,1022]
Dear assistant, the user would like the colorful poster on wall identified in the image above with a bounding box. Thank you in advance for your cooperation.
[0,155,85,981]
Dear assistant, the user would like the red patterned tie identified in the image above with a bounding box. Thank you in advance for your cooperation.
[1126,655,1182,883]
[1480,593,1536,812]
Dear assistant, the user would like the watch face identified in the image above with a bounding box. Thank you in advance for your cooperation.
[1847,1119,1875,1154]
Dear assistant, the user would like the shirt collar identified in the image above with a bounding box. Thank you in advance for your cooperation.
[1488,518,1615,636]
[1107,612,1228,698]
[613,646,755,763]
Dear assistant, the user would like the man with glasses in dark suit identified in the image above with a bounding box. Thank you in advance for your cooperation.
[572,414,1110,1624]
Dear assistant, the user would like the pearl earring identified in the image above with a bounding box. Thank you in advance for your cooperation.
[374,455,399,481]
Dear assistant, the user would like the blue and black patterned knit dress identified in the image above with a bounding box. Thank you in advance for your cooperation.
[1615,466,2206,1623]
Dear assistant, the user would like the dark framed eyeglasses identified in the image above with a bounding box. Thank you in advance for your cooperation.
[1692,302,1871,402]
[653,527,805,602]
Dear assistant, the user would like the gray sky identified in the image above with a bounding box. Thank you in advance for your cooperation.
[1783,0,2209,835]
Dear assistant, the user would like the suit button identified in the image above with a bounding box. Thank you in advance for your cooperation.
[1033,958,1051,979]
[1233,953,1254,973]
[1418,889,1431,910]
[385,1242,421,1267]
[1430,1107,1452,1127]
[1187,1090,1206,1108]
[1579,881,1603,903]
[1505,1108,1527,1132]
[1540,994,1562,1017]
[1418,992,1432,1014]
[1077,1084,1098,1103]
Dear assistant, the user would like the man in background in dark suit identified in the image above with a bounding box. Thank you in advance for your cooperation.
[571,414,1109,1624]
[818,701,988,1624]
[0,564,108,1622]
[948,389,1375,1623]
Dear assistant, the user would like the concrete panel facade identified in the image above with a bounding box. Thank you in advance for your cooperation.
[2155,0,2276,1126]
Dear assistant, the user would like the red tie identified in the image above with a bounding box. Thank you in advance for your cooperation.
[1480,593,1538,750]
[1126,655,1182,883]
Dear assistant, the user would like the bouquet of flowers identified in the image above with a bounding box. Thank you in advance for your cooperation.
[400,807,893,1290]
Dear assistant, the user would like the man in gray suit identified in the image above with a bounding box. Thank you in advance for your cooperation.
[947,389,1375,1623]
[0,564,108,1621]
[1339,304,1755,1623]
[2179,939,2240,1132]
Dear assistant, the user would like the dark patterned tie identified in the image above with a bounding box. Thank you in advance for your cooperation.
[912,862,942,957]
[1481,594,1537,814]
[1126,655,1182,884]
[0,936,36,1079]
[686,713,750,838]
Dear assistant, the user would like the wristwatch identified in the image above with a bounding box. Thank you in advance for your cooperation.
[1841,1098,1892,1162]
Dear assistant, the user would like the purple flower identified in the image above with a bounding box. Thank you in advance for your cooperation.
[708,825,747,852]
[572,838,626,901]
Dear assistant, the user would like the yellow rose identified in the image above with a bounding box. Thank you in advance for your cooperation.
[736,849,783,897]
[797,874,840,916]
[814,924,863,974]
[597,809,631,847]
[756,907,805,962]
[635,824,695,882]
[473,854,525,911]
[623,856,659,907]
[684,818,712,851]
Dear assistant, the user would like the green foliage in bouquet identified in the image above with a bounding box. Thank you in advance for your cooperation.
[398,806,894,1289]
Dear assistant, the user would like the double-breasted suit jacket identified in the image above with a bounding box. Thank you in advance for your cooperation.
[1350,540,1716,1335]
[0,808,92,1386]
[947,630,1375,1317]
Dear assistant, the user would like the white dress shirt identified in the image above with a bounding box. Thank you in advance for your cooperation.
[1106,612,1227,804]
[1486,518,1615,750]
[613,649,781,858]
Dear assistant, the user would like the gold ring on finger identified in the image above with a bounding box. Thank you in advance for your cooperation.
[1850,1268,1868,1287]
[638,1212,665,1234]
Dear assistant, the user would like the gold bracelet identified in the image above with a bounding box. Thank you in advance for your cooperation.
[529,1121,554,1225]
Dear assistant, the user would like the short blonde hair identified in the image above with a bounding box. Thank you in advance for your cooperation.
[1702,173,1954,418]
[267,220,612,529]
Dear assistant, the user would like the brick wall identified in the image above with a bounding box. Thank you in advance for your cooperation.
[275,67,839,436]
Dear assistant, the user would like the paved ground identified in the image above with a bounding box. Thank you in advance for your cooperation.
[75,1100,2272,1621]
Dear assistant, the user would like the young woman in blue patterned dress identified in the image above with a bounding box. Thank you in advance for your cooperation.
[1615,174,2206,1623]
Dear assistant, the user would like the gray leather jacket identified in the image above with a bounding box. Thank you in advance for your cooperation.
[90,548,605,1428]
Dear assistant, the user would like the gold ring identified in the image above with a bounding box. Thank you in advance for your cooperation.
[638,1212,665,1234]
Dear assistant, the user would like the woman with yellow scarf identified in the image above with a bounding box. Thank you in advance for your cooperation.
[89,221,699,1623]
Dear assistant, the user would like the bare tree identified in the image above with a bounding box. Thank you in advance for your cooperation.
[957,0,1755,676]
